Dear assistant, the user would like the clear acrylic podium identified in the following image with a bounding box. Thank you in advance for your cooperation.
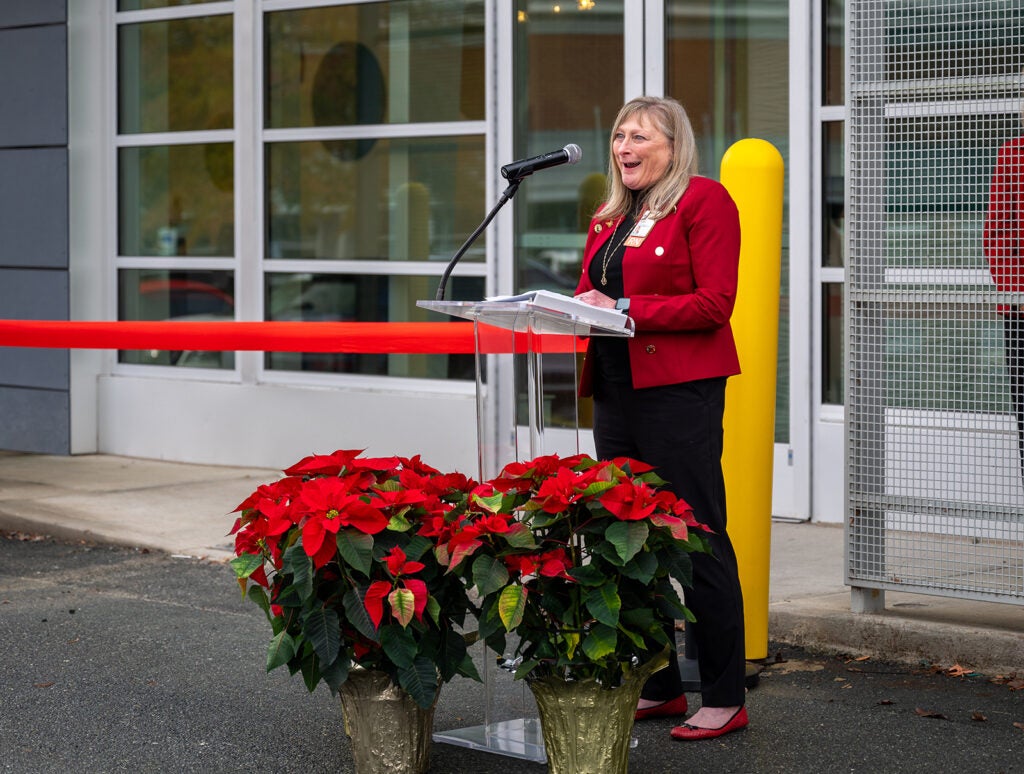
[417,297,633,762]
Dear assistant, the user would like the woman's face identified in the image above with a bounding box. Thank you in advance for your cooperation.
[612,114,673,191]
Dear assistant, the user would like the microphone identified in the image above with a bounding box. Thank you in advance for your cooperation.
[500,143,582,180]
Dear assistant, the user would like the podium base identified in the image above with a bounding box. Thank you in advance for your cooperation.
[433,717,546,762]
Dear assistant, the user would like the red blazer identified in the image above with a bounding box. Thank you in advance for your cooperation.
[984,136,1024,312]
[576,175,741,394]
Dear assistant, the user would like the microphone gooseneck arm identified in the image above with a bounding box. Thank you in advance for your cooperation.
[435,179,521,301]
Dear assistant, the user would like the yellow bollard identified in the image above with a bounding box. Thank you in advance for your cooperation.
[719,139,785,662]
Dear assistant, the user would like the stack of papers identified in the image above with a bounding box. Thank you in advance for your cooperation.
[484,289,630,331]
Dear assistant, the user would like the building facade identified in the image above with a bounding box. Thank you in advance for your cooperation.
[3,0,846,523]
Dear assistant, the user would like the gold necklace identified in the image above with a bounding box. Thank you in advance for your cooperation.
[599,214,637,286]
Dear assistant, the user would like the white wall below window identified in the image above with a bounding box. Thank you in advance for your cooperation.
[97,375,481,475]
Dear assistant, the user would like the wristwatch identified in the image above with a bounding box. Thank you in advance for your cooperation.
[614,298,630,313]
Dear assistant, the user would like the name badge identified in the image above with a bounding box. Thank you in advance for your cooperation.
[624,214,655,248]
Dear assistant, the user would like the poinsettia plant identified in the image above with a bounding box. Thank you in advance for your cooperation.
[443,453,713,688]
[229,450,482,709]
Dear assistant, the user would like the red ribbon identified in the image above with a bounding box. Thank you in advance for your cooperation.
[0,321,582,355]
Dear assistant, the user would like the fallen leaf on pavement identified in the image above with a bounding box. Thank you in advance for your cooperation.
[971,712,987,722]
[33,682,54,689]
[915,707,949,720]
[1013,722,1024,731]
[945,664,973,678]
[877,700,895,706]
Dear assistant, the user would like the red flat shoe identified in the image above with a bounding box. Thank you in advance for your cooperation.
[634,693,688,720]
[670,706,748,740]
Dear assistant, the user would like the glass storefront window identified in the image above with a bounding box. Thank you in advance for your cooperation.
[824,0,844,105]
[119,144,234,257]
[119,1,222,10]
[667,0,790,440]
[512,1,623,429]
[822,282,843,404]
[512,1,623,298]
[264,272,481,378]
[265,1,485,129]
[118,269,235,369]
[823,121,844,268]
[118,16,233,135]
[265,136,485,261]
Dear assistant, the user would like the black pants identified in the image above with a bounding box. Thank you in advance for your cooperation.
[1004,315,1024,471]
[593,376,747,707]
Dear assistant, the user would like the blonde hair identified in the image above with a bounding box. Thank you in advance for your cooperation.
[596,96,699,221]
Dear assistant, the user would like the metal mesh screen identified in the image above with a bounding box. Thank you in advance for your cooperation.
[847,0,1024,603]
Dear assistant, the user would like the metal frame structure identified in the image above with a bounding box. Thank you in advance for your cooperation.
[846,0,1024,609]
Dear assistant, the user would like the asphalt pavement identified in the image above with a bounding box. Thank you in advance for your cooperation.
[0,450,1023,772]
[1,535,1022,773]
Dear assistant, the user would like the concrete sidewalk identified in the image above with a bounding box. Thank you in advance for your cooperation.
[1,451,1020,676]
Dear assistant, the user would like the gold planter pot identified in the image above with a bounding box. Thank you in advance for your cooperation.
[338,669,438,774]
[528,653,669,774]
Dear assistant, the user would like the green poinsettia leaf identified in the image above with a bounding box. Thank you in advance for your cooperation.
[300,649,319,692]
[585,583,621,628]
[398,656,440,710]
[230,553,264,581]
[472,554,510,597]
[457,652,483,682]
[659,545,694,589]
[403,534,433,562]
[342,588,379,642]
[426,595,441,626]
[336,530,374,577]
[579,480,617,497]
[514,658,541,680]
[282,543,314,599]
[581,623,617,661]
[616,622,646,650]
[473,491,505,513]
[246,584,271,617]
[498,583,527,631]
[620,550,659,585]
[387,511,413,532]
[389,587,416,628]
[320,655,350,695]
[566,563,606,587]
[655,579,689,619]
[503,522,537,549]
[605,520,649,564]
[303,607,341,666]
[266,629,296,672]
[379,623,417,668]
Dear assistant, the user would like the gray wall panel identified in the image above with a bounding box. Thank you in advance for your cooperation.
[0,267,70,391]
[0,268,69,318]
[0,26,68,148]
[0,149,68,269]
[0,386,69,454]
[0,350,68,391]
[0,1,66,29]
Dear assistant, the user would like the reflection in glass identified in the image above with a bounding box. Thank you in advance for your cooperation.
[118,16,233,134]
[884,113,1021,271]
[264,273,481,378]
[511,2,623,429]
[118,268,234,369]
[119,144,234,257]
[824,0,844,105]
[823,121,844,268]
[822,283,843,404]
[265,1,484,129]
[265,137,485,262]
[666,0,790,440]
[512,0,623,300]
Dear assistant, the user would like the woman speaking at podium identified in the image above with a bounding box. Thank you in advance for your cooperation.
[574,95,748,741]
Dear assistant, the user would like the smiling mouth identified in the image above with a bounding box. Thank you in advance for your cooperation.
[623,161,641,169]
